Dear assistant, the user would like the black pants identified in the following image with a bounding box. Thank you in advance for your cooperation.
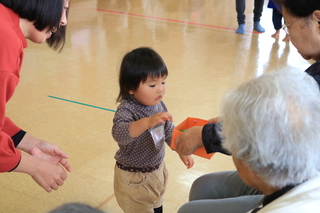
[154,206,163,213]
[272,8,283,30]
[236,0,265,24]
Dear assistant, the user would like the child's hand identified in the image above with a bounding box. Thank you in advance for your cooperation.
[147,112,173,128]
[129,112,173,138]
[178,152,194,169]
[208,117,219,123]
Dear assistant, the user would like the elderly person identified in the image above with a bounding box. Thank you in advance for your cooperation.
[176,0,320,212]
[178,69,320,212]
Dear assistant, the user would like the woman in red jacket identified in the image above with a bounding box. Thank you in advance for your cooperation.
[0,0,72,192]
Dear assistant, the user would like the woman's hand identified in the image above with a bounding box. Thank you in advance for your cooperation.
[17,133,72,172]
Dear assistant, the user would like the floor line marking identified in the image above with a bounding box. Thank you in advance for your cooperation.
[48,95,116,112]
[96,193,115,209]
[94,8,260,34]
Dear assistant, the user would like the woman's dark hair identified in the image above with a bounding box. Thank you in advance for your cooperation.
[275,0,320,17]
[116,47,168,103]
[47,22,68,52]
[0,0,68,51]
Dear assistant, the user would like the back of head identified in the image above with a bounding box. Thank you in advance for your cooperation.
[222,69,320,188]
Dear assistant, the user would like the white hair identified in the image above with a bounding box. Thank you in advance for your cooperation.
[222,69,320,188]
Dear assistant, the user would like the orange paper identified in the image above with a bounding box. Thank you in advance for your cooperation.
[171,117,214,159]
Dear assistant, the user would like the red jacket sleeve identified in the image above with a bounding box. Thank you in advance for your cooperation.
[0,7,25,172]
[3,117,22,137]
[0,72,21,172]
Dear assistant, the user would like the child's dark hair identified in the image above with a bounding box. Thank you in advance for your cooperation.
[0,0,68,51]
[116,47,168,103]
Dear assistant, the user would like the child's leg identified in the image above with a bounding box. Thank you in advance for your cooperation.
[114,162,168,213]
[153,162,168,209]
[154,206,163,213]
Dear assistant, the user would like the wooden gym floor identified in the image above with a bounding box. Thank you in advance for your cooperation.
[0,0,312,212]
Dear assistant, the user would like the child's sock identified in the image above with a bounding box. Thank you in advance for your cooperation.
[236,24,246,34]
[154,206,163,213]
[253,21,265,32]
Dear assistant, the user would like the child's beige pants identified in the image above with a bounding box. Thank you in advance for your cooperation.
[114,161,168,213]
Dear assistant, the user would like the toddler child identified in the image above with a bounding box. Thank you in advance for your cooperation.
[112,47,194,213]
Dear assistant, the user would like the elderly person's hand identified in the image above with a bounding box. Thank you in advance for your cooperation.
[208,117,219,123]
[175,126,204,155]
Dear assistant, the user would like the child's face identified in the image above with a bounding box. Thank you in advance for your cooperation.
[129,75,167,106]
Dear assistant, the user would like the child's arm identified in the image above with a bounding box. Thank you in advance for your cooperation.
[178,152,194,169]
[129,112,173,138]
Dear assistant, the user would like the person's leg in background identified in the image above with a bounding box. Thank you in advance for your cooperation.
[178,195,263,213]
[253,0,265,32]
[271,8,282,38]
[177,171,264,213]
[235,0,246,34]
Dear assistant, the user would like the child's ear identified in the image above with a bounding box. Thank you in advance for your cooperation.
[129,90,134,94]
